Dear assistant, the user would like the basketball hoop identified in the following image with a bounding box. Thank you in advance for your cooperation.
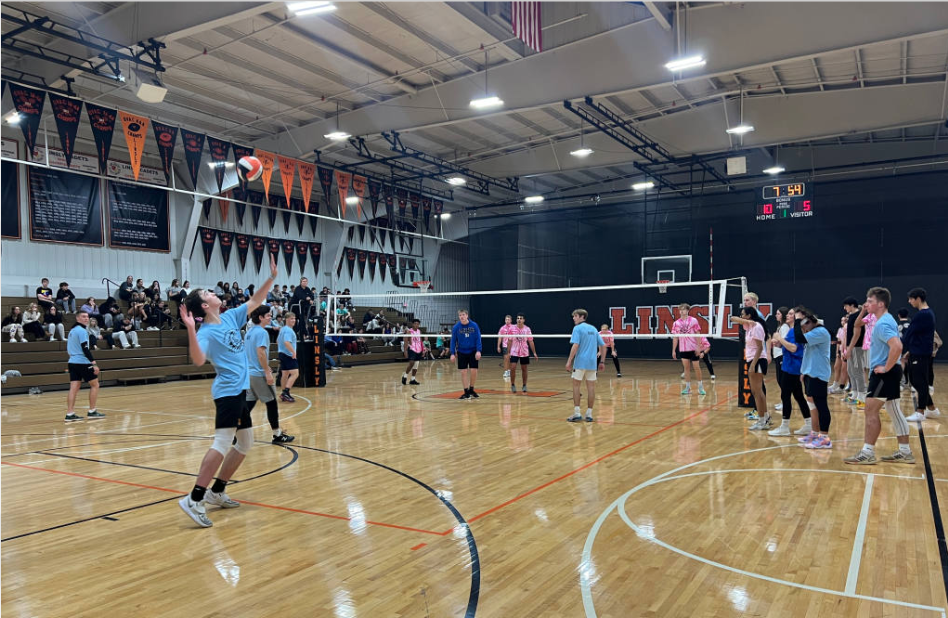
[657,280,670,294]
[413,280,432,293]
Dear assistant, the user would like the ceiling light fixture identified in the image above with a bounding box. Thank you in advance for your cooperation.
[4,111,22,125]
[207,161,235,168]
[470,48,503,110]
[439,212,452,220]
[725,124,755,135]
[345,196,359,205]
[763,166,785,175]
[569,147,593,158]
[445,176,467,186]
[524,195,544,204]
[287,1,336,16]
[664,55,706,72]
[632,181,655,191]
[324,102,350,142]
[570,116,593,158]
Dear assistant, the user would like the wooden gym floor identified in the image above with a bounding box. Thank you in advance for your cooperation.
[2,359,947,617]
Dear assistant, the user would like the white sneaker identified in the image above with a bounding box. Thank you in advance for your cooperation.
[178,496,212,527]
[680,372,685,379]
[925,408,941,419]
[906,412,926,422]
[930,386,936,395]
[774,403,783,411]
[133,344,141,348]
[794,424,812,435]
[710,375,716,381]
[768,424,791,436]
[205,490,240,509]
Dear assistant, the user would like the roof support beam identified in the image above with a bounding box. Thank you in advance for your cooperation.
[643,2,672,31]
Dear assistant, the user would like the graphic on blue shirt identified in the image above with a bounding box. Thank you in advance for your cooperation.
[570,322,604,370]
[277,326,297,357]
[869,313,899,370]
[245,325,270,377]
[67,325,90,364]
[450,320,482,354]
[197,304,249,399]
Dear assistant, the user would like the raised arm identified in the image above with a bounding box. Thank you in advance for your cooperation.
[246,254,278,314]
[179,306,206,366]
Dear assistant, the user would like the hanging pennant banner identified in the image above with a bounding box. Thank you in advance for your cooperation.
[434,200,444,235]
[384,184,395,224]
[368,179,382,219]
[248,190,264,230]
[379,254,387,282]
[358,224,366,244]
[388,254,399,284]
[202,198,212,220]
[152,121,178,184]
[368,251,377,281]
[231,144,254,190]
[335,170,352,219]
[218,190,231,222]
[357,250,367,280]
[207,137,231,193]
[292,197,305,235]
[48,94,82,168]
[252,235,267,272]
[296,241,309,272]
[218,230,234,269]
[236,233,250,270]
[409,191,420,220]
[317,165,334,215]
[369,223,377,246]
[255,150,276,201]
[298,161,316,213]
[396,188,408,218]
[119,111,149,181]
[308,198,319,236]
[276,155,297,203]
[337,255,344,278]
[267,238,281,268]
[9,84,46,156]
[282,240,295,276]
[310,242,322,276]
[199,227,216,268]
[180,129,205,189]
[86,103,117,175]
[351,175,367,220]
[267,194,281,230]
[423,196,432,232]
[232,187,247,225]
[345,247,357,279]
[347,226,355,242]
[389,229,396,250]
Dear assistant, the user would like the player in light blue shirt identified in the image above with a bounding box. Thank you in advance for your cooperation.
[566,308,606,423]
[246,306,294,444]
[177,253,278,528]
[64,310,105,422]
[277,312,299,403]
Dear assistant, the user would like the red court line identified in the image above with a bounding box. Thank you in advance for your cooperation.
[410,542,427,551]
[1,461,442,536]
[453,393,739,530]
[429,389,562,399]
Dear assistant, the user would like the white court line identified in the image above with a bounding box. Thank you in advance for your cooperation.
[847,474,875,595]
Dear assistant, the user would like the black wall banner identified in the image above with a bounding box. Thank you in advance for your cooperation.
[232,187,247,225]
[248,190,264,229]
[282,239,295,276]
[369,223,377,245]
[345,247,356,279]
[296,241,309,272]
[267,238,281,267]
[292,197,305,235]
[107,180,170,251]
[368,251,377,280]
[317,165,334,215]
[252,235,266,272]
[310,242,321,276]
[388,253,399,284]
[48,94,82,168]
[308,198,319,236]
[434,200,443,235]
[181,130,205,189]
[347,225,354,242]
[202,198,212,220]
[199,227,216,267]
[389,229,396,250]
[358,224,366,243]
[358,249,367,279]
[384,184,394,223]
[29,167,102,245]
[337,254,343,278]
[236,233,250,270]
[368,178,381,219]
[2,160,20,239]
[218,231,234,269]
[207,137,230,193]
[232,144,254,191]
[9,84,46,156]
[379,254,387,282]
[267,194,280,230]
[152,121,178,184]
[85,103,116,175]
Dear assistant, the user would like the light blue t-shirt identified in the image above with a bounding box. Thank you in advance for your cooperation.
[245,324,270,377]
[869,312,899,371]
[800,325,831,382]
[197,304,249,399]
[570,322,604,370]
[277,325,297,357]
[67,325,90,364]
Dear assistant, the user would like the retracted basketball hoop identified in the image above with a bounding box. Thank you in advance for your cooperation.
[413,280,432,292]
[657,280,670,294]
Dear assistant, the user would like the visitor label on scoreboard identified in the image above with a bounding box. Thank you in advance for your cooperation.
[30,145,167,186]
[29,166,103,245]
[756,182,813,221]
[107,180,170,252]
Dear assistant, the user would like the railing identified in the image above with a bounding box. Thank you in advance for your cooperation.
[101,277,121,299]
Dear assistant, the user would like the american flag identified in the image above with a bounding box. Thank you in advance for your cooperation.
[511,2,542,53]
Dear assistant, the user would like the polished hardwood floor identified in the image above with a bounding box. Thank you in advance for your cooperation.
[2,359,947,617]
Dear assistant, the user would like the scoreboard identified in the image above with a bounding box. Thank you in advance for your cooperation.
[756,182,814,221]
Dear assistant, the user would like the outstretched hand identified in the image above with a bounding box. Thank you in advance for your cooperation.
[269,253,278,279]
[179,304,195,329]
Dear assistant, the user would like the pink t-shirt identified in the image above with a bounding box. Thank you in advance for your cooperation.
[498,323,516,348]
[836,327,846,345]
[672,316,701,352]
[698,337,711,351]
[508,325,533,357]
[861,313,876,351]
[744,322,768,362]
[600,330,615,348]
[409,328,423,354]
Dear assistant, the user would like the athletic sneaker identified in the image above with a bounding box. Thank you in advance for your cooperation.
[794,424,812,435]
[681,387,691,395]
[585,414,594,422]
[843,450,877,465]
[797,432,817,445]
[906,411,926,422]
[281,392,296,403]
[698,386,707,396]
[744,411,759,420]
[926,408,942,419]
[469,389,479,399]
[272,433,295,444]
[805,435,832,449]
[178,496,212,527]
[86,410,106,419]
[842,395,855,403]
[749,417,773,430]
[768,424,791,437]
[503,370,510,378]
[459,391,472,400]
[409,379,421,386]
[616,373,622,378]
[680,372,685,379]
[880,451,916,464]
[205,490,240,509]
[64,413,83,422]
[401,376,407,385]
[710,375,716,381]
[855,400,865,410]
[774,403,783,411]
[522,386,528,393]
[511,384,517,393]
[567,414,583,422]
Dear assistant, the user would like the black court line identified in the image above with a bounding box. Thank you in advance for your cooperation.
[1,496,180,542]
[293,443,480,618]
[917,424,948,603]
[40,452,199,478]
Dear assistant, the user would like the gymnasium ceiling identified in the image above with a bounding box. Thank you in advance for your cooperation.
[3,1,948,216]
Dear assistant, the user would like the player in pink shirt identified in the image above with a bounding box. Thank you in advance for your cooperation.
[497,315,515,379]
[599,324,622,377]
[731,307,772,429]
[401,318,423,386]
[671,303,706,395]
[830,317,849,393]
[508,313,538,393]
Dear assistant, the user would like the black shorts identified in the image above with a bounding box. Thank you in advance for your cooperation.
[279,353,299,371]
[68,363,97,383]
[679,351,697,361]
[457,351,479,370]
[510,355,530,365]
[215,392,253,429]
[750,358,768,375]
[868,365,902,401]
[407,350,422,362]
[805,375,826,398]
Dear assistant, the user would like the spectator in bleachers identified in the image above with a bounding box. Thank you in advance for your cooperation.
[168,279,185,304]
[145,280,161,301]
[109,317,141,349]
[127,301,147,330]
[3,306,27,342]
[267,284,282,303]
[44,304,66,341]
[100,297,124,330]
[281,284,289,299]
[36,278,54,312]
[291,277,315,322]
[214,281,225,298]
[80,297,101,322]
[383,325,397,347]
[181,280,192,295]
[132,279,147,302]
[87,317,104,350]
[221,282,232,304]
[355,329,370,355]
[146,300,174,330]
[436,329,450,358]
[56,282,77,313]
[22,303,46,340]
[118,275,134,302]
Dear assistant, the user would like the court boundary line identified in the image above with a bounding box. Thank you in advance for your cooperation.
[847,474,874,595]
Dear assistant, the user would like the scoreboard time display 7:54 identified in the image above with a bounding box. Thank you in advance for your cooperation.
[756,182,814,221]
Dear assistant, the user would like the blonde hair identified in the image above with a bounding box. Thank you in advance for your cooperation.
[678,303,691,311]
[744,292,759,303]
[601,324,609,330]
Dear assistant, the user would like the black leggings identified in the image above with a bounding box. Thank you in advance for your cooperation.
[909,354,934,410]
[600,348,621,374]
[780,373,811,421]
[773,355,784,387]
[806,377,831,433]
[699,353,714,375]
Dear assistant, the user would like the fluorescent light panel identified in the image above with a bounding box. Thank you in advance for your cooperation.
[324,131,351,141]
[445,176,466,186]
[345,196,359,205]
[569,147,593,158]
[469,96,504,110]
[524,195,544,204]
[288,2,336,16]
[207,161,235,168]
[725,124,755,135]
[665,55,706,71]
[632,181,655,190]
[763,166,785,175]
[439,212,452,220]
[4,111,21,125]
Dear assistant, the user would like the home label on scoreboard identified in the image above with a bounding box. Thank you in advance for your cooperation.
[756,182,814,221]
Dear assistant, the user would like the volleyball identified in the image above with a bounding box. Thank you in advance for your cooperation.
[237,155,263,182]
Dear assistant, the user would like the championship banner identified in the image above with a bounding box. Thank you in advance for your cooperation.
[384,184,395,224]
[397,188,408,218]
[86,103,117,175]
[379,253,387,282]
[317,165,334,214]
[48,94,82,168]
[218,230,234,269]
[231,144,254,190]
[296,241,309,273]
[202,198,212,220]
[207,137,231,193]
[389,229,396,251]
[337,254,344,278]
[277,155,296,203]
[345,247,357,279]
[369,223,377,246]
[309,242,322,276]
[267,238,281,267]
[248,190,264,229]
[199,227,216,267]
[282,239,295,276]
[347,225,355,242]
[107,180,169,251]
[335,170,352,219]
[351,174,366,220]
[235,233,250,270]
[357,249,367,279]
[232,187,247,225]
[9,83,45,155]
[29,167,102,245]
[255,150,276,201]
[423,196,432,232]
[434,200,443,235]
[119,111,149,181]
[267,194,281,230]
[388,253,399,284]
[291,197,305,235]
[218,190,230,222]
[308,198,319,236]
[180,129,205,189]
[409,191,420,220]
[358,224,366,243]
[252,235,267,272]
[152,121,178,184]
[368,251,377,280]
[298,161,316,213]
[368,179,382,219]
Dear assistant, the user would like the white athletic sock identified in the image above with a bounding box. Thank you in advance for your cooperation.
[697,381,704,387]
[273,428,282,437]
[586,408,593,417]
[402,373,408,379]
[899,444,912,454]
[574,406,581,416]
[863,443,875,454]
[802,418,812,426]
[780,419,789,427]
[685,381,692,389]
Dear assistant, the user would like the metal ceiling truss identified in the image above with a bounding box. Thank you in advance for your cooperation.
[0,69,76,96]
[314,145,455,202]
